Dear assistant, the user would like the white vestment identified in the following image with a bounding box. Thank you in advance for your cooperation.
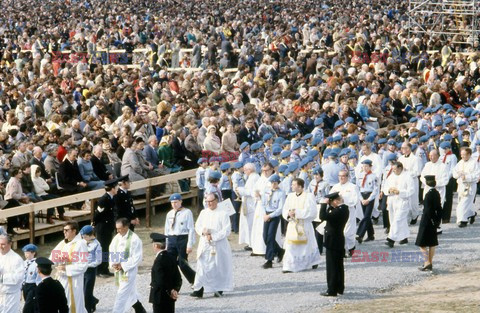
[237,172,260,246]
[193,208,233,293]
[398,154,422,219]
[109,230,143,313]
[330,182,360,250]
[0,249,24,313]
[384,171,414,241]
[250,174,270,254]
[50,234,88,313]
[420,160,449,205]
[453,158,480,223]
[282,192,321,272]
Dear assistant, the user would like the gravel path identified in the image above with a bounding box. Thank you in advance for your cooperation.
[86,197,480,313]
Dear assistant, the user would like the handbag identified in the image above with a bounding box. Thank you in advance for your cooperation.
[286,219,308,245]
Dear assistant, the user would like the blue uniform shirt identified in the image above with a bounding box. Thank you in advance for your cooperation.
[261,188,285,218]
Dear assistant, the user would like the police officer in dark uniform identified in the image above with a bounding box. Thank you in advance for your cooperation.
[34,257,69,313]
[319,192,349,297]
[114,175,139,231]
[94,178,118,277]
[149,233,182,313]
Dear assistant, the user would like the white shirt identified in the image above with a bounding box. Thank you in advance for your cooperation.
[164,208,196,249]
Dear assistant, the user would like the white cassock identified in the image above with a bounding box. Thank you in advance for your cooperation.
[452,157,480,223]
[383,171,414,242]
[420,160,449,205]
[109,230,143,313]
[0,249,24,313]
[237,172,260,246]
[329,182,360,250]
[193,208,233,293]
[50,234,88,313]
[398,154,422,219]
[282,192,321,272]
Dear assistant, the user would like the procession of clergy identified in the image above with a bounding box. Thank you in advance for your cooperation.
[2,118,480,312]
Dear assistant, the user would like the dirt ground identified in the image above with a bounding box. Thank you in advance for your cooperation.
[325,264,480,313]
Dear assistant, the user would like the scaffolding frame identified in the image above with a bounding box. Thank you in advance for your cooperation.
[408,0,479,44]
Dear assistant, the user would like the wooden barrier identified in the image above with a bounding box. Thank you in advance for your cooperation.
[0,168,197,248]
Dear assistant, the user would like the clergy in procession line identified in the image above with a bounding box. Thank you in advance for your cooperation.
[319,192,349,297]
[329,170,360,256]
[191,193,233,298]
[415,175,442,272]
[164,193,196,285]
[251,162,275,256]
[236,162,260,251]
[356,159,379,243]
[379,153,398,234]
[261,174,286,269]
[439,140,457,223]
[34,257,69,313]
[50,221,88,313]
[109,218,147,313]
[149,233,182,313]
[281,178,321,273]
[452,147,480,227]
[398,142,422,224]
[0,234,24,313]
[383,162,415,248]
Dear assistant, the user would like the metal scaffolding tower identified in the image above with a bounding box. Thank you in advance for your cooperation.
[408,0,480,44]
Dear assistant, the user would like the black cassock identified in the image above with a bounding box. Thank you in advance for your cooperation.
[415,188,442,247]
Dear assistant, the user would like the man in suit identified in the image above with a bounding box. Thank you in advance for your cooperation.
[58,147,88,193]
[31,146,52,182]
[237,117,259,145]
[94,178,118,277]
[319,192,349,297]
[35,257,68,313]
[91,145,112,181]
[149,233,182,313]
[114,175,139,231]
[171,129,195,170]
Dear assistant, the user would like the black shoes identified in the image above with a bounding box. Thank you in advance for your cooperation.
[282,270,292,273]
[418,264,432,271]
[312,265,318,269]
[321,291,337,297]
[469,212,477,224]
[244,246,253,251]
[190,287,204,298]
[442,218,450,224]
[399,238,408,245]
[214,291,223,297]
[364,237,375,242]
[372,216,379,225]
[385,238,394,248]
[277,249,285,263]
[459,222,468,228]
[262,261,273,269]
[437,227,443,235]
[410,216,418,225]
[356,236,363,244]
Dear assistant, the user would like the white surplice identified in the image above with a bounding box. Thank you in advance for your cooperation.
[383,171,415,241]
[109,230,143,313]
[237,172,260,246]
[420,160,449,205]
[50,234,88,313]
[0,249,24,313]
[398,154,422,219]
[453,157,480,223]
[193,207,233,293]
[329,182,360,250]
[282,192,321,272]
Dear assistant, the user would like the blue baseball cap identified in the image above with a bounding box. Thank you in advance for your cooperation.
[272,145,282,155]
[240,142,249,150]
[80,225,94,235]
[386,153,397,162]
[419,135,429,143]
[263,133,273,141]
[233,161,243,169]
[280,150,291,159]
[209,171,222,180]
[169,193,182,201]
[269,174,281,183]
[334,120,345,128]
[22,244,38,252]
[440,141,451,149]
[220,163,231,171]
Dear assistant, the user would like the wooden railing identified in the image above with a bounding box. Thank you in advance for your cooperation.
[0,168,197,244]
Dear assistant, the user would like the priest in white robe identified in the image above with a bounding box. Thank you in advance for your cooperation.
[236,163,259,249]
[420,150,449,205]
[191,192,233,298]
[0,235,24,313]
[109,218,146,313]
[50,221,88,313]
[282,178,321,273]
[383,162,415,247]
[398,142,422,222]
[452,147,480,226]
[329,170,360,254]
[250,165,273,255]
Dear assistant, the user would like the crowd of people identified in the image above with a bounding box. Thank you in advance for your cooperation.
[0,0,480,311]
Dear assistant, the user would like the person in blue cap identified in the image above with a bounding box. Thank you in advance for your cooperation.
[262,134,274,160]
[356,160,379,244]
[311,117,324,144]
[195,158,209,211]
[204,171,223,207]
[164,193,196,285]
[35,257,68,313]
[260,174,286,269]
[80,225,101,313]
[290,142,302,163]
[322,150,342,188]
[219,163,233,204]
[149,233,182,313]
[416,135,429,170]
[298,158,312,187]
[238,142,251,164]
[230,162,245,234]
[22,243,40,313]
[204,157,221,191]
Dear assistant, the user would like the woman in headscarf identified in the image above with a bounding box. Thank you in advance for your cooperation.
[203,125,221,154]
